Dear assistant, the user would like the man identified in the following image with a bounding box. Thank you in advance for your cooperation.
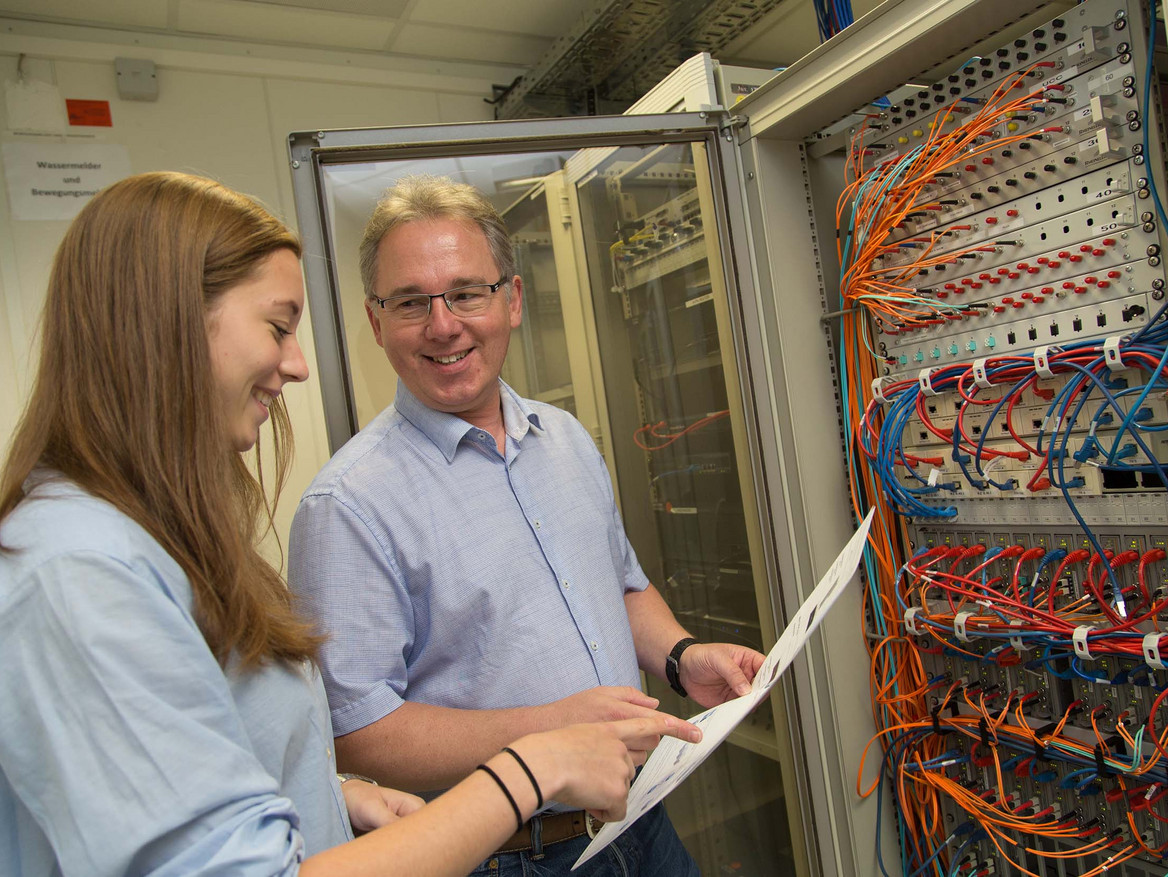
[290,175,764,876]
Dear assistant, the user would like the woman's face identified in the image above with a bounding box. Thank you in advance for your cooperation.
[206,249,309,452]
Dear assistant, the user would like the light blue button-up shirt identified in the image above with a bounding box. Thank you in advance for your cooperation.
[0,478,352,876]
[289,380,647,738]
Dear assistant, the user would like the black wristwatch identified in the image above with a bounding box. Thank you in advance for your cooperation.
[665,637,699,698]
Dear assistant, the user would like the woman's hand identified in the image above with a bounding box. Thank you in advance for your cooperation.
[341,779,426,833]
[507,714,702,822]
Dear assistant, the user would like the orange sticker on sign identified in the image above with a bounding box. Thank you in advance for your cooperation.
[66,99,113,127]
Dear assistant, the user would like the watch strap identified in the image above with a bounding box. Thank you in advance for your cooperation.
[665,637,699,698]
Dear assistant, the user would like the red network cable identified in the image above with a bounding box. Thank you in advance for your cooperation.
[632,410,730,451]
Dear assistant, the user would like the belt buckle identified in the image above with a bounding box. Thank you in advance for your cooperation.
[586,813,604,839]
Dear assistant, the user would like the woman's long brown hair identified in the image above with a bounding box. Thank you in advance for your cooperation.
[0,171,321,667]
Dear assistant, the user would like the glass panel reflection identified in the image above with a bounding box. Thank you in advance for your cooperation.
[501,183,576,417]
[317,152,578,427]
[573,142,796,875]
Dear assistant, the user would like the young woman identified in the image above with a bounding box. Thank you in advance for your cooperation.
[0,172,699,876]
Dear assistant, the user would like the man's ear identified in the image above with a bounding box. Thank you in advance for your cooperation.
[508,275,523,329]
[366,300,385,346]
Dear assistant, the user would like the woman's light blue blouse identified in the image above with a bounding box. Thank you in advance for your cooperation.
[0,478,352,876]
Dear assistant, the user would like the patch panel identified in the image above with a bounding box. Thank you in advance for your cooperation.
[870,5,1137,149]
[886,196,1154,288]
[882,166,1141,264]
[886,290,1154,370]
[612,187,703,270]
[879,251,1161,374]
[879,111,1146,237]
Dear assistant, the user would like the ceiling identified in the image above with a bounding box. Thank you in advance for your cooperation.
[0,0,881,115]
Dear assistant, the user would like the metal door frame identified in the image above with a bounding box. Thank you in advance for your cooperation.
[285,110,812,869]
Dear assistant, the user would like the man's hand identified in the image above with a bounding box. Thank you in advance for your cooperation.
[341,779,426,833]
[678,643,765,708]
[541,685,665,727]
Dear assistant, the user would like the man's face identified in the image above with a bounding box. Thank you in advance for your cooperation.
[365,217,522,425]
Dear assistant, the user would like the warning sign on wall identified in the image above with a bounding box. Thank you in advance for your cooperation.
[66,99,114,127]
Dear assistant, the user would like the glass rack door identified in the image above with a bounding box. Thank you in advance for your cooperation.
[570,140,803,877]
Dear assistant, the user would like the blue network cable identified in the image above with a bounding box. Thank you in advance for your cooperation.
[1141,0,1168,229]
[813,0,855,42]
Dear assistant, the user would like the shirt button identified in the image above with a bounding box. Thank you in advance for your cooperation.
[590,642,598,651]
[477,432,488,441]
[533,520,541,530]
[562,580,570,590]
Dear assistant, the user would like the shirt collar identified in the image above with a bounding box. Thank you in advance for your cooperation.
[393,378,544,463]
[500,381,544,442]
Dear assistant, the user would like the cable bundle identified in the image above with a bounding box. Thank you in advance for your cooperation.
[832,5,1168,872]
[814,0,854,42]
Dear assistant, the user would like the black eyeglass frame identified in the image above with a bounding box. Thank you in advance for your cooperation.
[372,277,510,315]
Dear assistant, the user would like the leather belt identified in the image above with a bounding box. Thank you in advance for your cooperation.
[495,810,599,854]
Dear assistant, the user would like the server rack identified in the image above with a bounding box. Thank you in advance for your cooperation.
[737,0,1168,873]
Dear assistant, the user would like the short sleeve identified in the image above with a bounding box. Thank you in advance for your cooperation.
[0,551,305,877]
[289,492,413,736]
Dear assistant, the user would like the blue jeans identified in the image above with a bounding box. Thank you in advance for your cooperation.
[468,803,698,877]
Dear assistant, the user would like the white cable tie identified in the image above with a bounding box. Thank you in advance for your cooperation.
[904,606,922,635]
[928,468,942,487]
[954,611,975,643]
[1103,335,1126,368]
[1144,633,1167,670]
[982,455,1005,479]
[972,358,994,390]
[871,376,893,404]
[1033,346,1058,379]
[918,367,940,397]
[1073,625,1096,661]
[1009,619,1029,652]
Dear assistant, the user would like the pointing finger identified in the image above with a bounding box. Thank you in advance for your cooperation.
[611,714,702,746]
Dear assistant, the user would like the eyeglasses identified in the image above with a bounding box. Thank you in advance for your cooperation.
[373,277,509,323]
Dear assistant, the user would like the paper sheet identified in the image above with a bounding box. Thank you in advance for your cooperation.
[573,508,875,868]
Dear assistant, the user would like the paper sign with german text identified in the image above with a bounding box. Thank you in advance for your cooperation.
[2,142,130,221]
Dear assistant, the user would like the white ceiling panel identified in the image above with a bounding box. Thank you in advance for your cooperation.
[390,23,552,66]
[177,0,397,51]
[408,0,590,39]
[242,0,409,16]
[0,0,168,29]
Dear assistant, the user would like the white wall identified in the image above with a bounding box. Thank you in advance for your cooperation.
[0,24,515,561]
